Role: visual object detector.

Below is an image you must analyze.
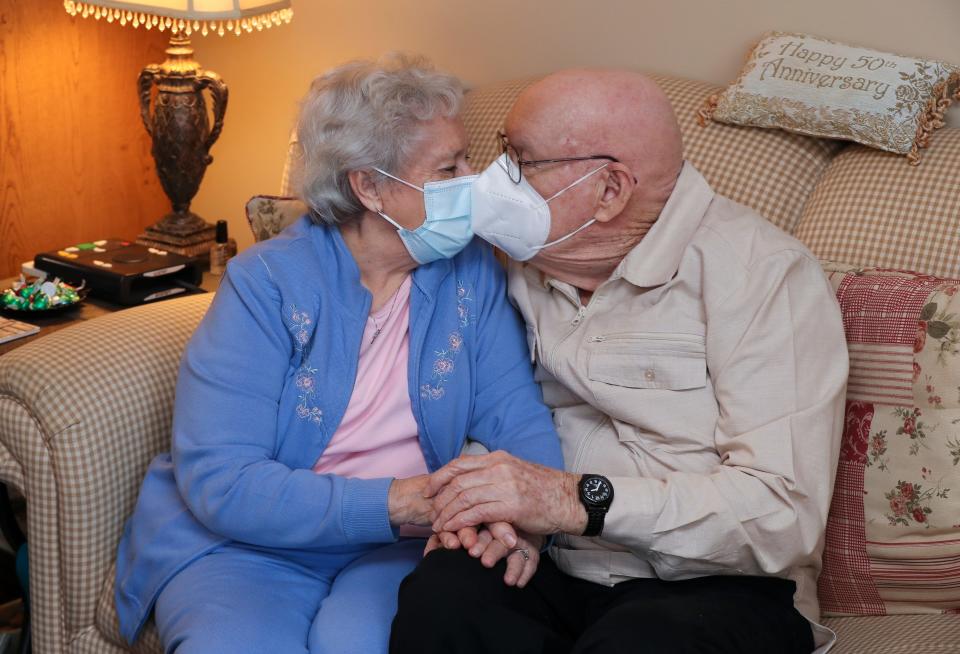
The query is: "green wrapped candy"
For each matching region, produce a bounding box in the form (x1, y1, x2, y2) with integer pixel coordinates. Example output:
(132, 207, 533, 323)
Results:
(2, 277, 83, 311)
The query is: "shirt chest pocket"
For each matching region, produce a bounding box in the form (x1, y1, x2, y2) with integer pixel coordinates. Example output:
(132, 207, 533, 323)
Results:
(587, 333, 706, 391)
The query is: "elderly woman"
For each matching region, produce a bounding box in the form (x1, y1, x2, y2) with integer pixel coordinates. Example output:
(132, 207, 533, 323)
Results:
(113, 56, 562, 654)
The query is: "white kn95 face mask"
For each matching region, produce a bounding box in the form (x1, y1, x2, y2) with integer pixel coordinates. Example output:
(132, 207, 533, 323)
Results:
(470, 153, 608, 261)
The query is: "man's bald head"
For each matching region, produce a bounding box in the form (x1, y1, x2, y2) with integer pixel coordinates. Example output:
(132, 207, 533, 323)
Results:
(505, 69, 683, 194)
(499, 69, 684, 289)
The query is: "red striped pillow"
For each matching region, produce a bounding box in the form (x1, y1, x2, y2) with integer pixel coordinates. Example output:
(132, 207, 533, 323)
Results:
(819, 262, 960, 616)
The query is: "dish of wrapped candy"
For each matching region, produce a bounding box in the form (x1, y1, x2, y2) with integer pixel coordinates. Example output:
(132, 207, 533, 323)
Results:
(1, 276, 87, 314)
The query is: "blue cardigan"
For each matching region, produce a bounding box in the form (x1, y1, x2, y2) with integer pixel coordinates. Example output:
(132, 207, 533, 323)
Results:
(114, 217, 563, 643)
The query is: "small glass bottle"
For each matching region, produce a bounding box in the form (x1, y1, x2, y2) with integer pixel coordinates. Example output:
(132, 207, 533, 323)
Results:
(209, 220, 236, 275)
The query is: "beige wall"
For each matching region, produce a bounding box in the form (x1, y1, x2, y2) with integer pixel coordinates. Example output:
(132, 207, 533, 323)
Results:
(187, 0, 960, 251)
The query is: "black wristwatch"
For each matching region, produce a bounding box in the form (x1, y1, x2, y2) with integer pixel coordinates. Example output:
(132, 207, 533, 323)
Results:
(578, 474, 614, 537)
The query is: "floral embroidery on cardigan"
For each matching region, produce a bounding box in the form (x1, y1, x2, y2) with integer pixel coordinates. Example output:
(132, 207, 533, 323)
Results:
(295, 366, 324, 425)
(421, 282, 473, 401)
(287, 305, 323, 425)
(289, 306, 312, 350)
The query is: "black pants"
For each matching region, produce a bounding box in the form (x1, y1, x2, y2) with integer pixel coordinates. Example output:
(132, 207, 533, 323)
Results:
(390, 549, 815, 654)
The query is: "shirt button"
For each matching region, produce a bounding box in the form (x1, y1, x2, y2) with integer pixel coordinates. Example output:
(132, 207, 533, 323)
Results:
(644, 369, 656, 381)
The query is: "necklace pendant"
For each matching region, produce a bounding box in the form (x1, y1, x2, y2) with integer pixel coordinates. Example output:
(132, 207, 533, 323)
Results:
(370, 327, 383, 345)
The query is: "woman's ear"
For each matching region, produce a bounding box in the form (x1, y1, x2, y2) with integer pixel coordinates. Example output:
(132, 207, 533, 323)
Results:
(348, 169, 382, 213)
(593, 164, 635, 224)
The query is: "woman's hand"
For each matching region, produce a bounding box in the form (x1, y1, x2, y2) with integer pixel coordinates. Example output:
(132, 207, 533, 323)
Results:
(424, 523, 543, 588)
(480, 529, 543, 588)
(388, 475, 435, 527)
(423, 521, 518, 555)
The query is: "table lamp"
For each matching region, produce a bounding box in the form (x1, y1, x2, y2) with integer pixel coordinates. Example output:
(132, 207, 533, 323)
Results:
(63, 0, 293, 258)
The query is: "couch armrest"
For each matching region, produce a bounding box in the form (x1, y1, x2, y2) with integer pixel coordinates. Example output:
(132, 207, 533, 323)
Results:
(0, 293, 212, 653)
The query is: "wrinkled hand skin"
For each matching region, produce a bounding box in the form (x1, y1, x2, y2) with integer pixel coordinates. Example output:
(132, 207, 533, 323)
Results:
(426, 451, 588, 537)
(387, 475, 435, 526)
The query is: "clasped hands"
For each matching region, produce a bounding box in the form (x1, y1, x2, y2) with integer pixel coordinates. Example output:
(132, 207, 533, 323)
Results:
(388, 451, 587, 589)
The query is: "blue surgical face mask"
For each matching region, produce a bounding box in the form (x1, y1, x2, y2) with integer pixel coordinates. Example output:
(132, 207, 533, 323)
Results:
(373, 168, 478, 264)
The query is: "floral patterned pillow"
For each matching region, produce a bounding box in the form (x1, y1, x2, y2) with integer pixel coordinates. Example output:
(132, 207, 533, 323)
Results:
(698, 32, 960, 164)
(818, 262, 960, 616)
(245, 195, 309, 242)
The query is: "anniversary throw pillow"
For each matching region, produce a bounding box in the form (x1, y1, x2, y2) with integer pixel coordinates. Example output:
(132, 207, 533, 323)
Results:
(698, 32, 959, 164)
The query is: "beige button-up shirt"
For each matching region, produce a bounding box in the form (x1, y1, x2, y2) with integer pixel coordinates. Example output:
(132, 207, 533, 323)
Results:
(508, 163, 847, 648)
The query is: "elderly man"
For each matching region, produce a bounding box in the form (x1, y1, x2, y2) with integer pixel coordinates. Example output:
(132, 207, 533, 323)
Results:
(389, 69, 848, 654)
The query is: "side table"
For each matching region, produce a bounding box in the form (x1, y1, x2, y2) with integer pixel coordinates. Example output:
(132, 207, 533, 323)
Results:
(0, 272, 219, 357)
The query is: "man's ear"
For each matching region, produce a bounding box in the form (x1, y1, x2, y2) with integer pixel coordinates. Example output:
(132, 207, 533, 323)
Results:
(592, 164, 635, 224)
(348, 169, 383, 213)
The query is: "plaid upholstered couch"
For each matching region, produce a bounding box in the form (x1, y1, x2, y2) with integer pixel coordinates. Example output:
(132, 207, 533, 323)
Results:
(2, 73, 960, 653)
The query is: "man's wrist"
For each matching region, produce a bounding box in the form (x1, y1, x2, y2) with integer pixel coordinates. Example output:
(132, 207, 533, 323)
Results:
(560, 472, 588, 535)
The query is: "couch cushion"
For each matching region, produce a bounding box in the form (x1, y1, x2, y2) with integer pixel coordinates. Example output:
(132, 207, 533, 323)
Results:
(657, 74, 844, 234)
(460, 77, 542, 170)
(818, 262, 960, 616)
(96, 560, 162, 654)
(795, 129, 960, 279)
(460, 74, 843, 234)
(822, 613, 960, 653)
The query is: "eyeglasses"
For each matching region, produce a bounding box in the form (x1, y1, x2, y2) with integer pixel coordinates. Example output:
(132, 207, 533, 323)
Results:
(497, 130, 620, 184)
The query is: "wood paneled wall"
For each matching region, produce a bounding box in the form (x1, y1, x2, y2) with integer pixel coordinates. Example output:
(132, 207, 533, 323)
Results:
(0, 0, 171, 277)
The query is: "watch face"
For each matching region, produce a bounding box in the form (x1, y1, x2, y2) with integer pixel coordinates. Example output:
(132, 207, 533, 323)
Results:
(582, 476, 611, 504)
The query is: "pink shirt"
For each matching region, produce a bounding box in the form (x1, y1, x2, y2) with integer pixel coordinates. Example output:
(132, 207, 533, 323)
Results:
(313, 276, 428, 483)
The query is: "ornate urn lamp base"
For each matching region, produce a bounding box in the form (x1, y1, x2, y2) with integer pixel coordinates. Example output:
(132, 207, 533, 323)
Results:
(137, 213, 217, 259)
(135, 34, 225, 259)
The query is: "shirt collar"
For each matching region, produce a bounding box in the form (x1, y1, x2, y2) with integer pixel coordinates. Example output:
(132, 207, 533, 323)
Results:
(615, 161, 714, 289)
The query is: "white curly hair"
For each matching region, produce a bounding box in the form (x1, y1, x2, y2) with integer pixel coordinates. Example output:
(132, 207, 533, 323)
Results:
(296, 53, 464, 225)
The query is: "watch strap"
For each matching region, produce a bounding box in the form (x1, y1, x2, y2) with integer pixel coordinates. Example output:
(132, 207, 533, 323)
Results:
(583, 506, 606, 537)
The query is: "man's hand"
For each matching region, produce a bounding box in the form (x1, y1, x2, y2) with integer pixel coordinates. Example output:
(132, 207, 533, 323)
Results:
(426, 451, 587, 536)
(424, 524, 543, 588)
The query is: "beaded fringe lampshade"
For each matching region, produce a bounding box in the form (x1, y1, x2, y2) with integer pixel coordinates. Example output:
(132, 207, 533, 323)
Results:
(63, 0, 293, 258)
